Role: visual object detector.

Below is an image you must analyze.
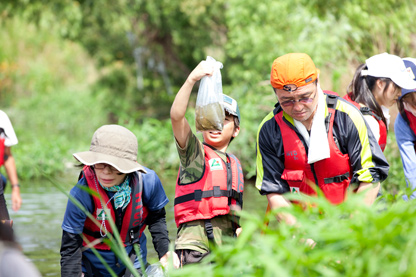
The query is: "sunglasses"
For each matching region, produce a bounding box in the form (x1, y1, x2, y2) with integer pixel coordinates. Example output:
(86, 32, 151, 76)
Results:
(280, 91, 316, 107)
(93, 163, 124, 175)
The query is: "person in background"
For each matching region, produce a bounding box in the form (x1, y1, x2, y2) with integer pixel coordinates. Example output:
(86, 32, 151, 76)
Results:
(344, 53, 416, 152)
(0, 110, 22, 222)
(60, 124, 179, 276)
(256, 53, 389, 232)
(394, 58, 416, 201)
(0, 222, 41, 277)
(170, 60, 244, 266)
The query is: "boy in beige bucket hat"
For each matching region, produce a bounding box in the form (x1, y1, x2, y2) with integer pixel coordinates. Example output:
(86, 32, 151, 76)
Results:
(60, 125, 179, 276)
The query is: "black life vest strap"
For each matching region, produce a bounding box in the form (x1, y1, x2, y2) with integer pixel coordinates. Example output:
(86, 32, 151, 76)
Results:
(82, 222, 142, 242)
(324, 112, 332, 134)
(324, 94, 342, 151)
(325, 94, 338, 133)
(360, 106, 381, 120)
(326, 94, 338, 110)
(204, 219, 215, 242)
(324, 172, 350, 184)
(174, 187, 242, 205)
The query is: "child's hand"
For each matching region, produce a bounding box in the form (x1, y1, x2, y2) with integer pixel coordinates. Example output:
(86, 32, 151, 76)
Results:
(188, 61, 215, 84)
(160, 251, 180, 269)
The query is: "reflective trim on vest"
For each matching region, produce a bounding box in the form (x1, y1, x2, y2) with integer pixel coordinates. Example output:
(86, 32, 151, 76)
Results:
(343, 93, 387, 152)
(276, 95, 352, 204)
(174, 145, 244, 227)
(81, 166, 147, 250)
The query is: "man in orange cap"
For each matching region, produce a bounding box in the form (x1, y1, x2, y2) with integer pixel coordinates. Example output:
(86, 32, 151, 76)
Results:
(256, 53, 389, 226)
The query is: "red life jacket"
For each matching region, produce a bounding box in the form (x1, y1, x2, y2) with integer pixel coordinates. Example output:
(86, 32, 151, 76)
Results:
(404, 110, 416, 135)
(404, 110, 416, 151)
(323, 90, 339, 96)
(343, 93, 387, 151)
(275, 94, 351, 205)
(174, 144, 244, 227)
(81, 166, 147, 250)
(0, 136, 4, 167)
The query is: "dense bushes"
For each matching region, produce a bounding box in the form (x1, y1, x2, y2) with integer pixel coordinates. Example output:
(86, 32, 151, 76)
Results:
(169, 192, 416, 276)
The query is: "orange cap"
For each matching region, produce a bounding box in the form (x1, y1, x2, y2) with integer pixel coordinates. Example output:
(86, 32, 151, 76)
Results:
(270, 53, 319, 90)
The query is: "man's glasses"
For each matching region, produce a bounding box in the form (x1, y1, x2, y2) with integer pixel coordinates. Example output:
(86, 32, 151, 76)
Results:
(280, 91, 317, 107)
(93, 163, 123, 174)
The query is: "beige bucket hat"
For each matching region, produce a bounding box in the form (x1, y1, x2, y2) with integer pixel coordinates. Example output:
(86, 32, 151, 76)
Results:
(73, 125, 146, 174)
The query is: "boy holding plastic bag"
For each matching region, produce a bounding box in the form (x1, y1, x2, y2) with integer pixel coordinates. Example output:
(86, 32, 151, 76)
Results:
(170, 57, 244, 266)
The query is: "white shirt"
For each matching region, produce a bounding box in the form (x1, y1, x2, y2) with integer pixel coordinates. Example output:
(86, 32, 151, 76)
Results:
(363, 114, 380, 142)
(0, 110, 18, 147)
(362, 105, 390, 143)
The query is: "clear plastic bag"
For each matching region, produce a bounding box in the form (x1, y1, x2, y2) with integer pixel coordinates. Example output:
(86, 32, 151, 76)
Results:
(195, 56, 225, 131)
(145, 263, 165, 277)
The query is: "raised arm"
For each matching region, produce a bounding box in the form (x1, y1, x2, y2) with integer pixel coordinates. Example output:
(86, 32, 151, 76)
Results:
(170, 61, 214, 147)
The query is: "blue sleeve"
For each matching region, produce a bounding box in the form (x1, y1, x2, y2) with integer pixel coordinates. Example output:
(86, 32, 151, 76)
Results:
(61, 178, 94, 234)
(394, 114, 416, 200)
(141, 168, 169, 211)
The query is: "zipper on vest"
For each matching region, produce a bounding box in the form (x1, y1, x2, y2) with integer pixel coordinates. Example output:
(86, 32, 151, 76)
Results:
(289, 121, 320, 186)
(226, 162, 232, 205)
(309, 163, 319, 186)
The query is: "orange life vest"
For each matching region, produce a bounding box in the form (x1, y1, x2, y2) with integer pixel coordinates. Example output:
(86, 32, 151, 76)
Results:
(275, 94, 351, 204)
(343, 93, 387, 151)
(81, 166, 147, 250)
(174, 144, 244, 227)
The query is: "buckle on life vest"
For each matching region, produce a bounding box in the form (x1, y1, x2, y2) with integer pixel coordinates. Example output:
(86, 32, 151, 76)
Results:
(204, 220, 215, 241)
(194, 190, 202, 202)
(129, 229, 134, 243)
(213, 186, 221, 197)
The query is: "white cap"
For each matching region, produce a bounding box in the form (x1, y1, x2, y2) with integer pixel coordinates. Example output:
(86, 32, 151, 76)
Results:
(362, 53, 416, 90)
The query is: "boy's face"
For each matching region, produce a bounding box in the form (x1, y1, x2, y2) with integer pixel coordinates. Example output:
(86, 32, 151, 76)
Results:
(202, 114, 240, 152)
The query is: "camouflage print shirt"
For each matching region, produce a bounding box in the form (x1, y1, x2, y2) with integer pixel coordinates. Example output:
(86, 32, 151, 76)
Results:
(174, 130, 234, 254)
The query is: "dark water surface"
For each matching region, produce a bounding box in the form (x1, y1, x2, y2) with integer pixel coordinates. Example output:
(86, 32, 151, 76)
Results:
(6, 173, 266, 276)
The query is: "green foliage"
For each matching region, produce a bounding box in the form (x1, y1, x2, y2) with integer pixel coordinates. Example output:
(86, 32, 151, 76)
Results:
(2, 2, 416, 276)
(2, 0, 416, 188)
(382, 132, 406, 197)
(122, 117, 179, 174)
(169, 193, 416, 276)
(0, 16, 105, 179)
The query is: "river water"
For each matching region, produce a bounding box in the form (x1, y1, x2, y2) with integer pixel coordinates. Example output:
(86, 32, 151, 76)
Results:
(6, 173, 266, 276)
